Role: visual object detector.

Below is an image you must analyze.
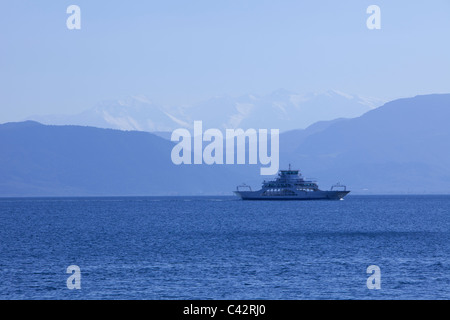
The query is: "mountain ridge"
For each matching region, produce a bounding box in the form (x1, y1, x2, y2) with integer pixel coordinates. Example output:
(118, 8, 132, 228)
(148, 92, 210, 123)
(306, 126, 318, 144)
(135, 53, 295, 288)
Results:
(3, 93, 450, 196)
(25, 89, 383, 133)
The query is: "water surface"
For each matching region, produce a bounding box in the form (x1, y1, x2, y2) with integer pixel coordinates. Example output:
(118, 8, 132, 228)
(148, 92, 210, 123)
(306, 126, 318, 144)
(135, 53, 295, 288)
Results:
(0, 195, 449, 299)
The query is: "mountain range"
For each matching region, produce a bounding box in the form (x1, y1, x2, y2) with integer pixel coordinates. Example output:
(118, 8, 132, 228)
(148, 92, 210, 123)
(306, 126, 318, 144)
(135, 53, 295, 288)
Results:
(3, 93, 450, 196)
(26, 90, 383, 133)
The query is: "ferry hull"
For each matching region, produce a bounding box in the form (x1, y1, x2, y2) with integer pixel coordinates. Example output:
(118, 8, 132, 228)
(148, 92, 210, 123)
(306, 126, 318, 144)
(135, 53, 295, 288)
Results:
(234, 190, 350, 200)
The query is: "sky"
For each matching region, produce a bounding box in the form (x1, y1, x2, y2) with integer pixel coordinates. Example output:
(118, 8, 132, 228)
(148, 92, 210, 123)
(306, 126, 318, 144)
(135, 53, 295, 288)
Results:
(1, 0, 450, 122)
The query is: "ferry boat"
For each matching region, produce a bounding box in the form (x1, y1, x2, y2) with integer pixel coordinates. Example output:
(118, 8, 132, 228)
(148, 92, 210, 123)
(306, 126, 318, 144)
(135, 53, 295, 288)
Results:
(233, 165, 350, 200)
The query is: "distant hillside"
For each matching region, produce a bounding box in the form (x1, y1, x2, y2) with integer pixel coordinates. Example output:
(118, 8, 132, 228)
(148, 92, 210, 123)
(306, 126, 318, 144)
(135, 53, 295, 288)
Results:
(0, 121, 246, 196)
(282, 94, 450, 193)
(2, 93, 450, 196)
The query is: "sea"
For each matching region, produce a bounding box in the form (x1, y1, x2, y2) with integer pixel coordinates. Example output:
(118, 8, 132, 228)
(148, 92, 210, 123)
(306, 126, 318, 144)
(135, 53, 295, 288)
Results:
(0, 195, 449, 300)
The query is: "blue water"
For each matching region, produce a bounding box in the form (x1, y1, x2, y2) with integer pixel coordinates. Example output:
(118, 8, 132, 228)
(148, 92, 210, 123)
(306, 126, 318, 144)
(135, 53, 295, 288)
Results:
(0, 195, 449, 300)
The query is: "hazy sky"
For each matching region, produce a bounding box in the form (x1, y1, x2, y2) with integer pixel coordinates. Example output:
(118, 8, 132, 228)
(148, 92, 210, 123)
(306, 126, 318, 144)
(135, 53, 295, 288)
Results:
(1, 0, 450, 122)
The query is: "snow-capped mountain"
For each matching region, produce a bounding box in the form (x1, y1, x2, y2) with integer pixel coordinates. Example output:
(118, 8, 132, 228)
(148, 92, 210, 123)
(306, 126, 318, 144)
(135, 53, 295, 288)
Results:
(184, 89, 383, 131)
(26, 95, 188, 132)
(26, 90, 384, 132)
